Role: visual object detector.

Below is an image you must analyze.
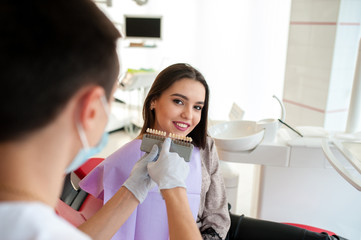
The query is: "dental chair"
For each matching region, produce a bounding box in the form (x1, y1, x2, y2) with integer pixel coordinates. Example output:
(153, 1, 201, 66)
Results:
(55, 158, 104, 226)
(56, 158, 346, 239)
(225, 206, 346, 240)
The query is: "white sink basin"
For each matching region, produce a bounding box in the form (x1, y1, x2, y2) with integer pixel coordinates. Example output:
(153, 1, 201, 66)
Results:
(209, 120, 265, 151)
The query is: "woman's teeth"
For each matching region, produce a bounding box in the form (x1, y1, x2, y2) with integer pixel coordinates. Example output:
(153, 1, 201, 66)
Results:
(176, 123, 188, 128)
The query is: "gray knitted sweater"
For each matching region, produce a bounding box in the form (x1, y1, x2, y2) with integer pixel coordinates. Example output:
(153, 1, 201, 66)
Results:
(197, 136, 231, 239)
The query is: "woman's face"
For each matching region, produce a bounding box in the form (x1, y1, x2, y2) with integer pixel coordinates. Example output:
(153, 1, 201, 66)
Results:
(151, 78, 205, 137)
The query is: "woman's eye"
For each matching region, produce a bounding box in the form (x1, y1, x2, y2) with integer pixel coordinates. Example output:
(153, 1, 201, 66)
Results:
(173, 99, 183, 105)
(194, 105, 203, 111)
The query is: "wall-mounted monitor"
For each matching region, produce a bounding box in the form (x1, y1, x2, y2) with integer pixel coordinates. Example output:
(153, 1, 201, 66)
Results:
(124, 15, 162, 40)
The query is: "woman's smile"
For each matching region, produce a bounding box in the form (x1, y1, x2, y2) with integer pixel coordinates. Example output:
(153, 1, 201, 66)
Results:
(173, 121, 190, 131)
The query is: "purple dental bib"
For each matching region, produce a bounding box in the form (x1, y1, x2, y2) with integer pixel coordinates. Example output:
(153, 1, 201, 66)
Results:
(80, 139, 202, 240)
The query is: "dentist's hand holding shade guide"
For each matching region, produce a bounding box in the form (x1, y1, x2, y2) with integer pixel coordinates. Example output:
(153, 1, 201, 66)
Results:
(147, 137, 190, 190)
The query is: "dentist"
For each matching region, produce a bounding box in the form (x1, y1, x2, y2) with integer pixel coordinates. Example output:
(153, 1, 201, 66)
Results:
(0, 0, 201, 240)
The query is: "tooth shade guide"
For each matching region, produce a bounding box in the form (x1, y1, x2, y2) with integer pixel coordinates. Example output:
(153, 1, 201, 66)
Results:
(140, 128, 194, 162)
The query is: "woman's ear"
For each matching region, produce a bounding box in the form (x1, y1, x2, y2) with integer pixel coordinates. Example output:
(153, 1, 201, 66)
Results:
(150, 98, 157, 110)
(150, 102, 155, 110)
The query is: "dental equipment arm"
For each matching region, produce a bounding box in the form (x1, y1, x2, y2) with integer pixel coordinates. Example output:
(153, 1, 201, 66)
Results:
(321, 138, 361, 191)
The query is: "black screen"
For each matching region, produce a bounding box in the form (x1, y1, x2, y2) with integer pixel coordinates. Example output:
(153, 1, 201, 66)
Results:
(125, 17, 161, 38)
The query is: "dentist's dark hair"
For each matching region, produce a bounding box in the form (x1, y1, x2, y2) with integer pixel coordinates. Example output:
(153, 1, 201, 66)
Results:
(0, 0, 121, 142)
(140, 63, 209, 149)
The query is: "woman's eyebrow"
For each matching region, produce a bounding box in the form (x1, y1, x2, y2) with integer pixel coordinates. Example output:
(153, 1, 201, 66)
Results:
(171, 93, 204, 105)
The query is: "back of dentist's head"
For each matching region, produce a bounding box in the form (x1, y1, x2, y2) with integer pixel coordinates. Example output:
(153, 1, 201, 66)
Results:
(0, 0, 121, 142)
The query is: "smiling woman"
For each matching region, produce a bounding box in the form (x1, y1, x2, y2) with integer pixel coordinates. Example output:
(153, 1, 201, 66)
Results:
(79, 63, 231, 240)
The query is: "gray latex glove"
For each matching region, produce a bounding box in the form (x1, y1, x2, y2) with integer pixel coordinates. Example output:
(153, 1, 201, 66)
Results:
(147, 138, 190, 189)
(123, 144, 158, 203)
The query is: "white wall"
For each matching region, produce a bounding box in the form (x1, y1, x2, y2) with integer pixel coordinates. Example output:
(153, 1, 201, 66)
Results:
(194, 0, 291, 122)
(283, 0, 361, 132)
(97, 0, 291, 122)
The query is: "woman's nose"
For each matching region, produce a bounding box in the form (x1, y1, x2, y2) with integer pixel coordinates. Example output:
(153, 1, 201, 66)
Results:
(181, 106, 192, 119)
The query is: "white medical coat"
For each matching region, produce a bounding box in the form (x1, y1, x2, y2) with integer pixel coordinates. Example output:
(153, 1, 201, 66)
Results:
(0, 202, 91, 240)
